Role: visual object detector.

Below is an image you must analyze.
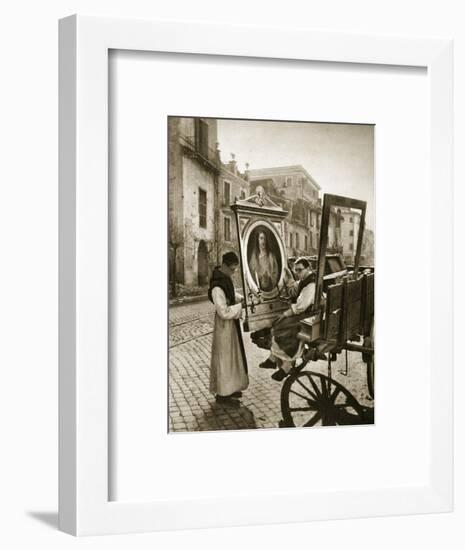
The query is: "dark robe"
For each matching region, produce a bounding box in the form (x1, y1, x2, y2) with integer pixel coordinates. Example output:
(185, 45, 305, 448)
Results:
(208, 267, 248, 373)
(273, 274, 315, 358)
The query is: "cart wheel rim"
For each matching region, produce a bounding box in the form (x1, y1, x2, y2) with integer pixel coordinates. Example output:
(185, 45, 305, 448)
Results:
(281, 371, 367, 428)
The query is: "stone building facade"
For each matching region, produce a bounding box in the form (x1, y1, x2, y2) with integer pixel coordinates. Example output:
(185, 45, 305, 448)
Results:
(329, 207, 374, 266)
(328, 208, 344, 253)
(339, 207, 361, 264)
(246, 165, 322, 258)
(168, 117, 221, 292)
(168, 117, 251, 294)
(217, 155, 250, 287)
(217, 156, 249, 257)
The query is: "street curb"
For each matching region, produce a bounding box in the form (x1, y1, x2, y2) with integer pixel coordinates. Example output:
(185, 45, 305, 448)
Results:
(169, 294, 209, 307)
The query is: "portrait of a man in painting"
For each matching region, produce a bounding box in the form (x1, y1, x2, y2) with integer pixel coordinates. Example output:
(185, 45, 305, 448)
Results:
(246, 225, 282, 294)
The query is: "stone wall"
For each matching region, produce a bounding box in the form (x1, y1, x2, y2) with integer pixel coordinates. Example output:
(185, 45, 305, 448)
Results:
(168, 118, 185, 284)
(182, 156, 217, 286)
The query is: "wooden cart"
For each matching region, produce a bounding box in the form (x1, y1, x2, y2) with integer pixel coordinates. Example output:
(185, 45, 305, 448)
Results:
(233, 190, 374, 428)
(279, 193, 374, 427)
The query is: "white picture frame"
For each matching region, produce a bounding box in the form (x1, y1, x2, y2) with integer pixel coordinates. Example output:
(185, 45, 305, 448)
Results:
(59, 14, 453, 536)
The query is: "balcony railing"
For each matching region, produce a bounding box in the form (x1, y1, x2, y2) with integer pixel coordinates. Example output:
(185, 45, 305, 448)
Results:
(179, 134, 220, 172)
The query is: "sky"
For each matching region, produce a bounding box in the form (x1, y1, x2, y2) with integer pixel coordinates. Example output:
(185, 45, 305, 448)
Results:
(217, 119, 375, 230)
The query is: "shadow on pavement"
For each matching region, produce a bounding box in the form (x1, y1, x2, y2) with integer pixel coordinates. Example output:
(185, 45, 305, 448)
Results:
(201, 403, 257, 431)
(334, 406, 374, 426)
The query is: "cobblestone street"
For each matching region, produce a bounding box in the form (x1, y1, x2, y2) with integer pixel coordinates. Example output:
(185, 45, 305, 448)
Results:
(169, 299, 374, 432)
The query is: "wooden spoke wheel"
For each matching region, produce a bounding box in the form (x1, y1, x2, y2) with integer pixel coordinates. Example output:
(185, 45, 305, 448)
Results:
(280, 371, 366, 428)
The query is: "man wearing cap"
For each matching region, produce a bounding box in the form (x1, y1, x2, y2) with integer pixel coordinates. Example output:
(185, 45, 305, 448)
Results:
(208, 252, 249, 407)
(259, 257, 316, 381)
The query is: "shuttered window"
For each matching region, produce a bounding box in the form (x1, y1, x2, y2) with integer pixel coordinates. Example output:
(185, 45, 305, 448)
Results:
(224, 181, 230, 206)
(199, 188, 207, 228)
(224, 217, 231, 241)
(195, 118, 209, 158)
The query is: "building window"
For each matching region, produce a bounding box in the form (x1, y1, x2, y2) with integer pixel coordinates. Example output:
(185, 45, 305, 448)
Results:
(224, 216, 231, 241)
(350, 229, 354, 236)
(350, 217, 353, 223)
(296, 233, 300, 249)
(285, 176, 292, 187)
(224, 181, 230, 206)
(240, 190, 246, 200)
(310, 212, 314, 227)
(198, 188, 207, 228)
(290, 233, 293, 248)
(305, 235, 308, 251)
(349, 243, 354, 251)
(195, 118, 209, 158)
(317, 215, 320, 229)
(310, 232, 313, 249)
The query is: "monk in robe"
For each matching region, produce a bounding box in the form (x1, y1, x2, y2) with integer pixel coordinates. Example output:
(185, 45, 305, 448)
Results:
(259, 257, 316, 381)
(208, 252, 249, 407)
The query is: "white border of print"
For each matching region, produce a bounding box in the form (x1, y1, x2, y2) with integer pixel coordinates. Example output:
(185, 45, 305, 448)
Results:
(59, 15, 453, 536)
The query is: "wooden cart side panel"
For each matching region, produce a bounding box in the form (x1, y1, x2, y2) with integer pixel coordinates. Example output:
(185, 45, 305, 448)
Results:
(361, 272, 375, 336)
(343, 277, 363, 341)
(324, 282, 343, 341)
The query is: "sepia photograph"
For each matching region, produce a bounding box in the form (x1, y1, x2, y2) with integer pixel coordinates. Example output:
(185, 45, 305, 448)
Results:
(168, 117, 375, 432)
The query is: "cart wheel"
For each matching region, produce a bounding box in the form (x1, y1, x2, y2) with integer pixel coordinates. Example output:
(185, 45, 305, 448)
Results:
(280, 371, 367, 428)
